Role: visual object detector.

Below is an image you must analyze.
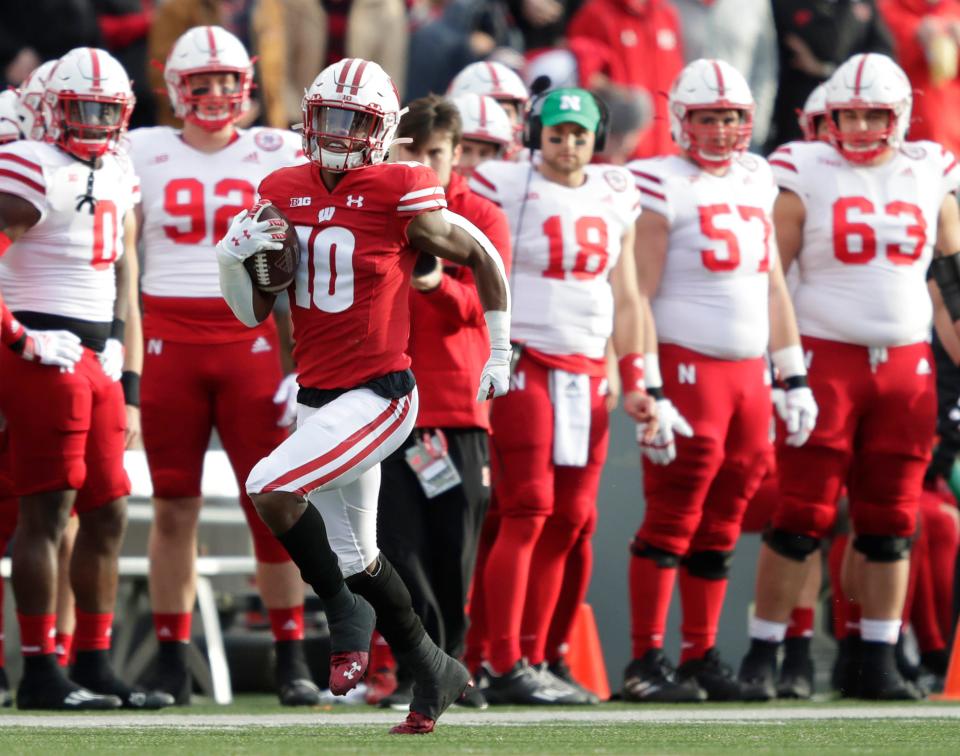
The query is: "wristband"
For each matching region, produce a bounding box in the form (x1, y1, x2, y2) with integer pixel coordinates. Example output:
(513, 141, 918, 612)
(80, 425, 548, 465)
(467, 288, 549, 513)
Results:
(618, 353, 645, 393)
(644, 351, 662, 389)
(110, 318, 126, 343)
(784, 375, 809, 390)
(648, 386, 664, 400)
(771, 345, 806, 380)
(121, 370, 140, 407)
(484, 310, 510, 353)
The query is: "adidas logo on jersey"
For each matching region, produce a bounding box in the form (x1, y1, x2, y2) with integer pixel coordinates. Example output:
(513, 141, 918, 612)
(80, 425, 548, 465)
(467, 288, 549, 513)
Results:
(917, 358, 932, 375)
(243, 151, 260, 163)
(901, 166, 915, 178)
(151, 154, 169, 164)
(317, 206, 336, 223)
(251, 336, 272, 354)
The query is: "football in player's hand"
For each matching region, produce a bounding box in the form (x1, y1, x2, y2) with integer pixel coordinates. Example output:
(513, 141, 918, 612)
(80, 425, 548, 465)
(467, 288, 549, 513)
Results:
(242, 203, 300, 293)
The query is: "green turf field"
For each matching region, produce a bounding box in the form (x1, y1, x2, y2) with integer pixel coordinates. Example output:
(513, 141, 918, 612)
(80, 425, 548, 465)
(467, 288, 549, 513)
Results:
(3, 697, 960, 754)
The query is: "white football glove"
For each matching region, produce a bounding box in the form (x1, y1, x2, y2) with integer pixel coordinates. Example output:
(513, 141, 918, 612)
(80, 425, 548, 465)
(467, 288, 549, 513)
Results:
(98, 338, 124, 382)
(22, 328, 83, 372)
(637, 397, 693, 465)
(216, 207, 285, 264)
(477, 347, 512, 401)
(778, 385, 818, 447)
(273, 373, 299, 428)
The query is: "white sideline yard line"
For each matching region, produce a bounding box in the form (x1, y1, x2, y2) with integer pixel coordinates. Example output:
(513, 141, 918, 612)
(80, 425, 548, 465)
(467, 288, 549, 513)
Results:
(2, 706, 960, 729)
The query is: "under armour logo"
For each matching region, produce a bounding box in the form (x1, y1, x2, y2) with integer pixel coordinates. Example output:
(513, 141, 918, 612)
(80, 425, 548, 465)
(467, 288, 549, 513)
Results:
(231, 237, 240, 246)
(346, 195, 364, 208)
(343, 661, 362, 680)
(243, 230, 251, 239)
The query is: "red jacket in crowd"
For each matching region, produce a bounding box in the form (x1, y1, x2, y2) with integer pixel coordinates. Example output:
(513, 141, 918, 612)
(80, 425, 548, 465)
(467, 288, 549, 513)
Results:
(880, 0, 960, 155)
(406, 170, 512, 431)
(567, 0, 685, 159)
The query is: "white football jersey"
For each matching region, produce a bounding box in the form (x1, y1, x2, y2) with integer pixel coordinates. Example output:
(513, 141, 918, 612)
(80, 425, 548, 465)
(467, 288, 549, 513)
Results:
(769, 140, 960, 347)
(0, 140, 139, 322)
(128, 126, 302, 299)
(630, 154, 779, 360)
(470, 161, 639, 360)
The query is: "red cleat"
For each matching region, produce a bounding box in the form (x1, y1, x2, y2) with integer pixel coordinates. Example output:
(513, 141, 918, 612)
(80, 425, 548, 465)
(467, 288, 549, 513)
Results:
(389, 711, 436, 735)
(329, 651, 369, 696)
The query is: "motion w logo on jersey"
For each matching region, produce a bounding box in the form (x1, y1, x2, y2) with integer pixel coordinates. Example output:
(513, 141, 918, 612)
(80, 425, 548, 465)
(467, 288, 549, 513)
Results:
(317, 206, 336, 223)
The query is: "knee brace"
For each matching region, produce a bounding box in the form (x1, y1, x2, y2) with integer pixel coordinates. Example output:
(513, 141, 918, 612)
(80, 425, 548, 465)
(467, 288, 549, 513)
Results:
(681, 549, 735, 580)
(853, 533, 913, 563)
(630, 539, 681, 568)
(762, 527, 821, 563)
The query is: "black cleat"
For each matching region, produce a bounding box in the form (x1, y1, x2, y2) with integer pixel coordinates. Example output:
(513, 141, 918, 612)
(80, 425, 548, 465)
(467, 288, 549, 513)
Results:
(485, 660, 584, 705)
(145, 641, 192, 706)
(275, 640, 321, 706)
(72, 650, 174, 709)
(548, 659, 601, 704)
(831, 637, 862, 698)
(17, 655, 121, 710)
(391, 637, 471, 734)
(0, 667, 12, 708)
(677, 648, 742, 701)
(738, 640, 778, 702)
(622, 649, 707, 703)
(859, 641, 925, 701)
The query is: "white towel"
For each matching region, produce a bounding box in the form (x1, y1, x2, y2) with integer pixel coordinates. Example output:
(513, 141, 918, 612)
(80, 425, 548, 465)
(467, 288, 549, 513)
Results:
(550, 369, 591, 467)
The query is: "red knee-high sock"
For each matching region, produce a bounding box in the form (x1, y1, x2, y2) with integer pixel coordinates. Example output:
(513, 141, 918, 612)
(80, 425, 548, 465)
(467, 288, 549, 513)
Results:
(18, 613, 56, 656)
(786, 607, 815, 639)
(545, 524, 594, 664)
(153, 612, 192, 643)
(629, 553, 677, 659)
(922, 500, 960, 640)
(464, 512, 499, 674)
(484, 514, 547, 674)
(678, 571, 728, 663)
(268, 605, 304, 642)
(74, 610, 113, 652)
(520, 516, 584, 665)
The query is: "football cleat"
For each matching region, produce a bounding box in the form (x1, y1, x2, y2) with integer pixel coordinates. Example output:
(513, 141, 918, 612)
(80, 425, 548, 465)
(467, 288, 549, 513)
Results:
(548, 658, 601, 704)
(737, 642, 778, 702)
(676, 648, 742, 701)
(622, 649, 707, 703)
(389, 710, 436, 735)
(327, 594, 376, 696)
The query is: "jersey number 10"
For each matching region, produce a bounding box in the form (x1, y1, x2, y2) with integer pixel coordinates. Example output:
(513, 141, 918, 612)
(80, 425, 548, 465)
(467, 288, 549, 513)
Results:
(293, 226, 356, 313)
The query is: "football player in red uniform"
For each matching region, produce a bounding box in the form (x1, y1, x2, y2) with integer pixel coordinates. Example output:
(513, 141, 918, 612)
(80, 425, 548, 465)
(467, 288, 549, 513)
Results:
(217, 58, 511, 734)
(0, 48, 170, 709)
(129, 25, 317, 707)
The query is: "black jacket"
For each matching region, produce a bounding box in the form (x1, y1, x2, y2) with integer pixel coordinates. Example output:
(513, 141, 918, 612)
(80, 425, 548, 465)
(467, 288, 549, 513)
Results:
(767, 0, 893, 151)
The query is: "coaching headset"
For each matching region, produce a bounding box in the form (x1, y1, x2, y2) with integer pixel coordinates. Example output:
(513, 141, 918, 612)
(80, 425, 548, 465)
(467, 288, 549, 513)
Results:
(522, 86, 610, 153)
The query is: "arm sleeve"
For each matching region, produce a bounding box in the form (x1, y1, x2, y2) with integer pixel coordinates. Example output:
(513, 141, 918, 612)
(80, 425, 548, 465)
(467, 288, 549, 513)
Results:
(0, 144, 46, 214)
(627, 160, 673, 224)
(767, 144, 804, 195)
(395, 163, 447, 218)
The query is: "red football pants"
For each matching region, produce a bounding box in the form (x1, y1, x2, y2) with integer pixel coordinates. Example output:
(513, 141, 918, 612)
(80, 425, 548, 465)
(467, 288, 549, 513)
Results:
(141, 335, 289, 562)
(0, 348, 129, 510)
(773, 338, 936, 540)
(638, 345, 771, 556)
(482, 353, 609, 673)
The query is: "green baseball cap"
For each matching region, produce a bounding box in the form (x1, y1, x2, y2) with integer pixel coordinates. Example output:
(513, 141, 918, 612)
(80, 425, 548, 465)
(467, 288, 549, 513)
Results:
(539, 88, 602, 132)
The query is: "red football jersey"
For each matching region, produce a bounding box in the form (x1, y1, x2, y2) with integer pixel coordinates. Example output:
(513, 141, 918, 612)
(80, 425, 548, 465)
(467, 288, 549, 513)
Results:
(257, 161, 446, 390)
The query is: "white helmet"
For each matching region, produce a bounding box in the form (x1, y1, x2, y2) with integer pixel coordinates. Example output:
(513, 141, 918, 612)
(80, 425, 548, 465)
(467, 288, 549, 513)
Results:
(824, 53, 912, 163)
(448, 61, 528, 108)
(668, 58, 754, 168)
(799, 83, 827, 142)
(164, 25, 253, 130)
(301, 58, 402, 172)
(44, 47, 134, 161)
(452, 94, 512, 149)
(17, 59, 58, 141)
(0, 90, 21, 144)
